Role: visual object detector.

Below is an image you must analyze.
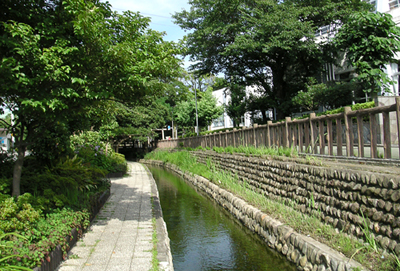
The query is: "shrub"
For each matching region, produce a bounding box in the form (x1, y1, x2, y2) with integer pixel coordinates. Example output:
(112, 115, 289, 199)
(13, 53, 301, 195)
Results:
(20, 157, 108, 212)
(72, 143, 127, 174)
(0, 207, 90, 268)
(0, 197, 41, 234)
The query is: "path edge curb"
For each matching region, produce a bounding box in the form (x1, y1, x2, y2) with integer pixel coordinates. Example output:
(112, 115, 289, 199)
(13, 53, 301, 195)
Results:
(142, 163, 174, 271)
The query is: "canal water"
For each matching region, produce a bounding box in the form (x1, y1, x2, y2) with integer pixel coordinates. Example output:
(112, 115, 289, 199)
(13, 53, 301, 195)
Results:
(148, 166, 296, 271)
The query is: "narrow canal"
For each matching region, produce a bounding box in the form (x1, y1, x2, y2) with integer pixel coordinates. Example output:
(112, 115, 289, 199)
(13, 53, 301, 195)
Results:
(148, 166, 296, 271)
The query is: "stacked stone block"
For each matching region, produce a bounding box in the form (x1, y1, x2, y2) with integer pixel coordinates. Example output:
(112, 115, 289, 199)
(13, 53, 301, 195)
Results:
(192, 151, 400, 256)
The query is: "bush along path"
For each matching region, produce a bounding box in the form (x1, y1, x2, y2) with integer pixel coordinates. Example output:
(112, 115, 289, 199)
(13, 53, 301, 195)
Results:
(56, 162, 158, 271)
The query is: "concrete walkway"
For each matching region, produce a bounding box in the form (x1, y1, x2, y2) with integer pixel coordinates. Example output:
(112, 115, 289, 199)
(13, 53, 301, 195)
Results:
(57, 162, 157, 271)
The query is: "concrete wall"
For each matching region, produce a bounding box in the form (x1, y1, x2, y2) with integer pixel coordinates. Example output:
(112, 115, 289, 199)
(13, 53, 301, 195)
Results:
(190, 151, 400, 256)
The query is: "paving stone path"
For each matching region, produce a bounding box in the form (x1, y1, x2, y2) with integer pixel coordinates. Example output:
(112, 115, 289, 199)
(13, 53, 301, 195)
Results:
(57, 162, 154, 271)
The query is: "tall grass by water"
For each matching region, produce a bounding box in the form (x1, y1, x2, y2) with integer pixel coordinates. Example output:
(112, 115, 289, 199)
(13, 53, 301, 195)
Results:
(144, 149, 400, 271)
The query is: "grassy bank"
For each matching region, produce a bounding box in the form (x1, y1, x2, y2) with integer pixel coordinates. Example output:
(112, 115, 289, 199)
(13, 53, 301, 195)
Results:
(144, 149, 399, 271)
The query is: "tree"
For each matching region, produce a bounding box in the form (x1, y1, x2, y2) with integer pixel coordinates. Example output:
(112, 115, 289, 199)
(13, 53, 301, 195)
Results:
(225, 83, 247, 127)
(174, 88, 223, 132)
(334, 11, 400, 96)
(111, 99, 170, 151)
(0, 0, 182, 196)
(292, 79, 356, 112)
(173, 0, 368, 119)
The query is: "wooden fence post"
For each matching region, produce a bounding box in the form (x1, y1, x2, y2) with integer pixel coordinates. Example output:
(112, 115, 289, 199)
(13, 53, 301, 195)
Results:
(267, 121, 271, 147)
(344, 106, 354, 156)
(356, 115, 364, 157)
(298, 123, 303, 153)
(285, 117, 291, 148)
(253, 124, 258, 147)
(370, 113, 377, 158)
(233, 128, 236, 147)
(213, 132, 216, 148)
(327, 119, 333, 155)
(309, 113, 316, 154)
(383, 111, 391, 159)
(319, 120, 325, 155)
(396, 97, 400, 158)
(336, 118, 343, 156)
(242, 126, 247, 147)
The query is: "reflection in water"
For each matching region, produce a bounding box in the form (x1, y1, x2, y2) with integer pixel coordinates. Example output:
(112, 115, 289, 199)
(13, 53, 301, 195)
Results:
(149, 166, 296, 271)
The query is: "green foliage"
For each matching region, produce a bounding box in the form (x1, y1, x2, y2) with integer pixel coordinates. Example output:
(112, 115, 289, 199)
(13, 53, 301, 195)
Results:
(189, 143, 298, 158)
(15, 156, 110, 212)
(335, 11, 400, 94)
(0, 197, 41, 233)
(0, 206, 90, 268)
(70, 132, 127, 174)
(0, 114, 11, 129)
(201, 127, 234, 135)
(1, 0, 182, 196)
(174, 0, 368, 118)
(226, 83, 247, 127)
(293, 80, 327, 111)
(0, 233, 32, 271)
(174, 88, 223, 128)
(29, 122, 73, 164)
(294, 101, 375, 120)
(360, 209, 378, 253)
(292, 79, 358, 111)
(111, 99, 171, 145)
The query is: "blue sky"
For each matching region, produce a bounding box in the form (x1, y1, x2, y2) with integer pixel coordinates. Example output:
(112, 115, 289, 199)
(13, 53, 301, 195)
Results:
(105, 0, 190, 42)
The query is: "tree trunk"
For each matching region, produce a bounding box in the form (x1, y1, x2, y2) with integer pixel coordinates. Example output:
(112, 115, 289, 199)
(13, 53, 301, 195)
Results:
(12, 145, 26, 197)
(115, 143, 119, 153)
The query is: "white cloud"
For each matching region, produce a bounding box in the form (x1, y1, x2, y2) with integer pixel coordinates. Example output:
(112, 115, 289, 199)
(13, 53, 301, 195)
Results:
(104, 0, 193, 69)
(105, 0, 190, 42)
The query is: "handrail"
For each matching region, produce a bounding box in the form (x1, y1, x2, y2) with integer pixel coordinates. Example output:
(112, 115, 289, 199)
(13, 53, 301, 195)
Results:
(157, 97, 400, 160)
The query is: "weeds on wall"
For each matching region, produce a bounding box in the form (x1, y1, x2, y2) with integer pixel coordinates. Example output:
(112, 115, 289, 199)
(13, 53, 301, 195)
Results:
(192, 145, 298, 158)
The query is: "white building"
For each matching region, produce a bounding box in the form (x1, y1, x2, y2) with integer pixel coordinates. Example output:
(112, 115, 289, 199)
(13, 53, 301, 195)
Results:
(209, 86, 272, 131)
(318, 0, 400, 96)
(0, 128, 12, 152)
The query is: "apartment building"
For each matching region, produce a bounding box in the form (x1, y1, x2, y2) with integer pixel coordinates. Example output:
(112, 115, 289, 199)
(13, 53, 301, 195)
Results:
(209, 87, 258, 131)
(318, 0, 400, 96)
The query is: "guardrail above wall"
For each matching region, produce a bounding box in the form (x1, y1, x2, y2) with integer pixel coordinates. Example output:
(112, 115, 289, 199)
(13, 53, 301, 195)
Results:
(157, 97, 400, 160)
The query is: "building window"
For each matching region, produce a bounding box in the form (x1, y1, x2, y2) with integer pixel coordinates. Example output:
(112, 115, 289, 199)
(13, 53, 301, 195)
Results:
(390, 0, 400, 9)
(240, 116, 245, 126)
(363, 0, 376, 11)
(212, 115, 224, 128)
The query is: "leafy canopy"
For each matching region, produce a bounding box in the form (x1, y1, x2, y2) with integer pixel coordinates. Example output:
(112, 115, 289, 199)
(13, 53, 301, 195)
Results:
(0, 0, 182, 196)
(335, 11, 400, 94)
(173, 0, 369, 118)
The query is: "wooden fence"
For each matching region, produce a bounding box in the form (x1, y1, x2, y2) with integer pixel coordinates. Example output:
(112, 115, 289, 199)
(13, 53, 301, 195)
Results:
(157, 97, 400, 159)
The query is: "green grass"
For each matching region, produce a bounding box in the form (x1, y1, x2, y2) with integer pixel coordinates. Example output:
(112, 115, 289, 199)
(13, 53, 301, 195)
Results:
(144, 150, 400, 271)
(206, 145, 298, 158)
(150, 217, 159, 271)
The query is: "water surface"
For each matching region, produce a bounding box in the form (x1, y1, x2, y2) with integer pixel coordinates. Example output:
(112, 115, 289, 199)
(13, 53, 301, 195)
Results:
(149, 166, 296, 271)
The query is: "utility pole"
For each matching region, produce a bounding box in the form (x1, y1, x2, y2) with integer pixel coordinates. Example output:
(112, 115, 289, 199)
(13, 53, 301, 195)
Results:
(171, 107, 174, 139)
(195, 79, 199, 136)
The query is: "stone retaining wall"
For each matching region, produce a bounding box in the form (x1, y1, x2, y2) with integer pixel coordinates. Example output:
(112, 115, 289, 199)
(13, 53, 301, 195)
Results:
(142, 159, 367, 271)
(191, 151, 400, 256)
